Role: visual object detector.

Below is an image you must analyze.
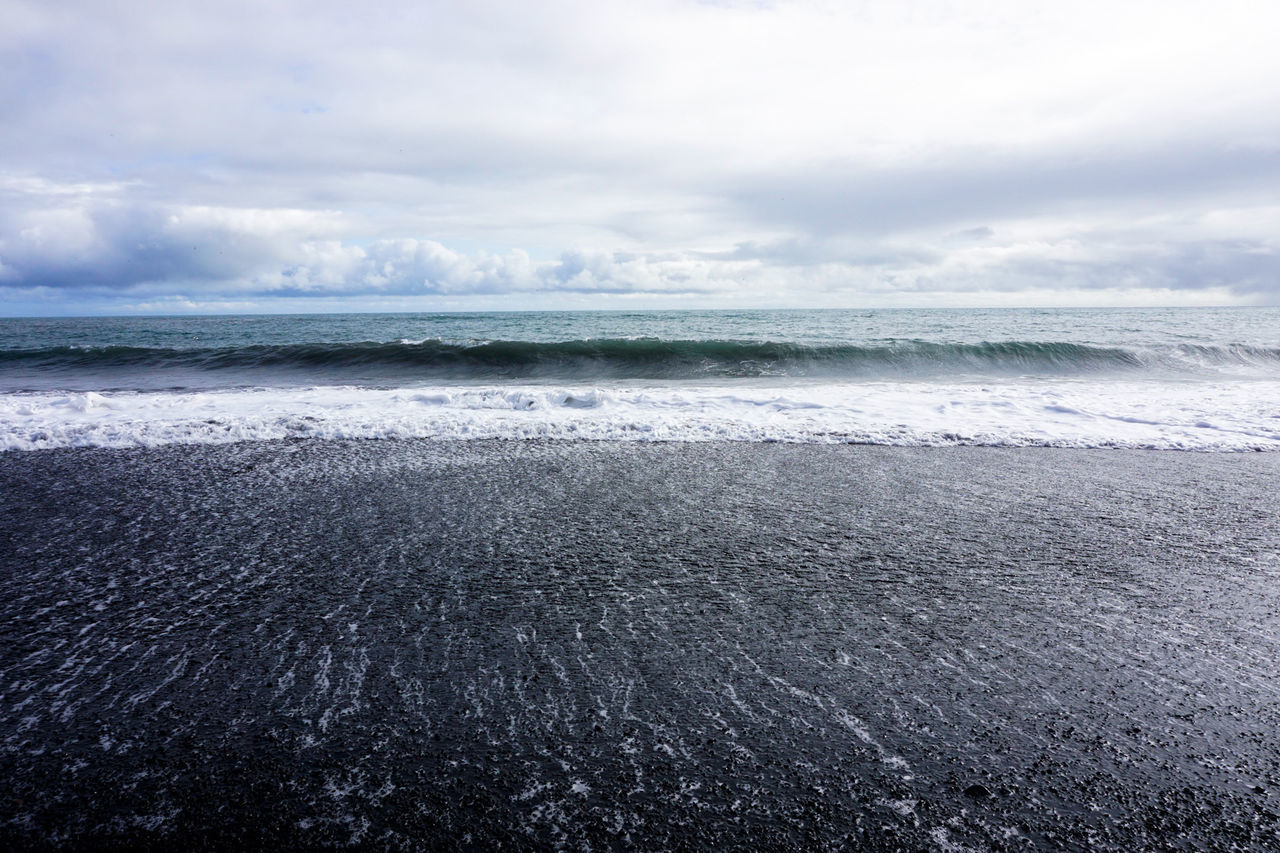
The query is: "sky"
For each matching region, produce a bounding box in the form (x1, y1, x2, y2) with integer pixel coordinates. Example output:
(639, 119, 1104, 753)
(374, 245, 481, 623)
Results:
(1, 0, 1278, 315)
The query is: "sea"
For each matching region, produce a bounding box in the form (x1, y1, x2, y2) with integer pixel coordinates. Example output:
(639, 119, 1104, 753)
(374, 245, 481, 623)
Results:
(2, 306, 1279, 451)
(4, 308, 1280, 849)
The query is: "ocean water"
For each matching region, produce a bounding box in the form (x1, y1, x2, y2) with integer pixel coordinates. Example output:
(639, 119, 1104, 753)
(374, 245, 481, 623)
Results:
(2, 307, 1279, 451)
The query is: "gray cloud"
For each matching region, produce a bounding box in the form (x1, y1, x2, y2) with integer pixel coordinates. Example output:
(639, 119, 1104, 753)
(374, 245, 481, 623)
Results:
(0, 206, 280, 291)
(0, 189, 739, 303)
(722, 144, 1280, 239)
(998, 239, 1280, 296)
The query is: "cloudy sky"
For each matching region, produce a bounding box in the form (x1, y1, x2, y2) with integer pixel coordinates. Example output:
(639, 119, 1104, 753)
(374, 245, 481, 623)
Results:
(2, 0, 1278, 314)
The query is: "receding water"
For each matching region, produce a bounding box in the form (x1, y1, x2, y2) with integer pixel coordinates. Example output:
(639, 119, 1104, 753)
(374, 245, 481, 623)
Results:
(2, 441, 1278, 849)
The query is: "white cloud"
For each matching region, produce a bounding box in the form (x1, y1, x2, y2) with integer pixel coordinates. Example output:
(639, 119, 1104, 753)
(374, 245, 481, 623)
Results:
(1, 174, 1277, 311)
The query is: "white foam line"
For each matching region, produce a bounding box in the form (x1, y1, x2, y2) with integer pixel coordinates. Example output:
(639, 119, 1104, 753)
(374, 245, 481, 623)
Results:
(2, 380, 1279, 451)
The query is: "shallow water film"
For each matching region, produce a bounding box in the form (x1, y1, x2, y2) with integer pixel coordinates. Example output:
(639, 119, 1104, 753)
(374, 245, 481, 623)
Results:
(2, 441, 1279, 850)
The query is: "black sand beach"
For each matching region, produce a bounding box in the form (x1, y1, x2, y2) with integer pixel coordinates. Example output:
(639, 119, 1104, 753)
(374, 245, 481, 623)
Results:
(1, 440, 1278, 850)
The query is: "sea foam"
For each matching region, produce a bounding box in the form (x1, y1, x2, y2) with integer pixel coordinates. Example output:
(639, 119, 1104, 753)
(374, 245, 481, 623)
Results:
(2, 380, 1278, 452)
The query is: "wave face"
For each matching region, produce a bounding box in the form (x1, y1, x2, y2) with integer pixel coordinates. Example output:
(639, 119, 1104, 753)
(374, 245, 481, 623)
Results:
(4, 338, 1280, 390)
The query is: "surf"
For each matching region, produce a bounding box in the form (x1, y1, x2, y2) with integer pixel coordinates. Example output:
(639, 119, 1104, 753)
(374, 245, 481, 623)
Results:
(5, 338, 1279, 389)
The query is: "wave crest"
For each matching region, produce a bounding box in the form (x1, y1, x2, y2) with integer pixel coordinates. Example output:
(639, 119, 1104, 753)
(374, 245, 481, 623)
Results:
(6, 338, 1279, 384)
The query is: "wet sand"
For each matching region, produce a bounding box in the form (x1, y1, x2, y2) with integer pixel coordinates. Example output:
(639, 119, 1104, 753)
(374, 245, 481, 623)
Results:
(1, 440, 1278, 850)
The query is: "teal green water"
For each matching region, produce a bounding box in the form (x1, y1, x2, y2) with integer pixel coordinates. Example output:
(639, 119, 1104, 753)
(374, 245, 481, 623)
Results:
(1, 308, 1278, 392)
(4, 307, 1278, 350)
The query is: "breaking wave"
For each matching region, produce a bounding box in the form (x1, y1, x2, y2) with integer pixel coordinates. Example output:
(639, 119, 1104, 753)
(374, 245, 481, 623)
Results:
(5, 338, 1280, 386)
(4, 381, 1279, 452)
